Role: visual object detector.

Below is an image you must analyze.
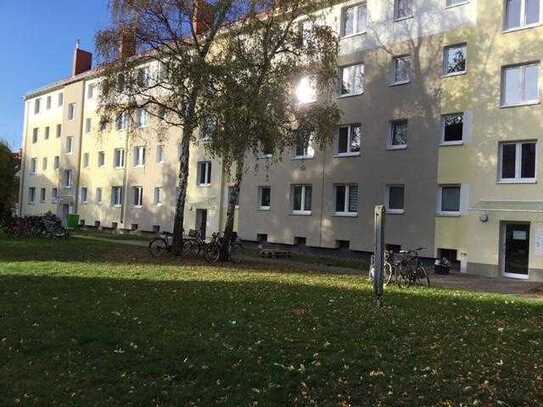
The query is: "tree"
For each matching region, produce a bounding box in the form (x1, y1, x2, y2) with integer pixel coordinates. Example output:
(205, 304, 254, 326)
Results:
(200, 2, 340, 260)
(96, 0, 244, 253)
(0, 141, 19, 225)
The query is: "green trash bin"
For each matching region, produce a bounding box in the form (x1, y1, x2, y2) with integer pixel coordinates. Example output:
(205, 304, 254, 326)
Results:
(67, 214, 80, 229)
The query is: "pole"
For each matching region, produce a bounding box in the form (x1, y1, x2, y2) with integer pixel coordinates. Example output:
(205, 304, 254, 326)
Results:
(374, 205, 385, 306)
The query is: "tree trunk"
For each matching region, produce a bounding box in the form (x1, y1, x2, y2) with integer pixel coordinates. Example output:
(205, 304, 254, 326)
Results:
(220, 157, 244, 261)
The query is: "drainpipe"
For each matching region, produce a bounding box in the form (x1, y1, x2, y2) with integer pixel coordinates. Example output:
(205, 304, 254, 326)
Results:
(18, 101, 29, 216)
(74, 81, 86, 214)
(318, 145, 327, 247)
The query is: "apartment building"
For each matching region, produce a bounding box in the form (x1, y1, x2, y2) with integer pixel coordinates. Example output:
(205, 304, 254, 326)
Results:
(19, 0, 543, 281)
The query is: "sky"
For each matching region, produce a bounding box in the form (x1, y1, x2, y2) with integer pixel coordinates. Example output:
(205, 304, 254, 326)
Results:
(0, 1, 111, 150)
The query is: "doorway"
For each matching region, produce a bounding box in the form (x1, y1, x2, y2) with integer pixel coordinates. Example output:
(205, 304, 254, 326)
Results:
(61, 204, 70, 227)
(501, 223, 530, 279)
(195, 209, 207, 240)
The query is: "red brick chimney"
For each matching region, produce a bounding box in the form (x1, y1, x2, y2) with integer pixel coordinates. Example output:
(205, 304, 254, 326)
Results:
(194, 0, 214, 35)
(72, 40, 93, 76)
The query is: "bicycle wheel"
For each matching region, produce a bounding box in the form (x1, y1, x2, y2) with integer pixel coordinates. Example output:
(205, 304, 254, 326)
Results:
(149, 238, 168, 257)
(416, 265, 430, 287)
(383, 262, 393, 286)
(183, 240, 199, 257)
(204, 243, 221, 263)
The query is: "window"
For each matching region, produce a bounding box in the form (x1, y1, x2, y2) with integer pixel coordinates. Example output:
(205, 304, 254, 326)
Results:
(499, 141, 536, 182)
(114, 148, 125, 168)
(58, 93, 63, 107)
(292, 185, 312, 214)
(42, 157, 48, 171)
(80, 187, 88, 204)
(505, 0, 541, 30)
(389, 120, 408, 149)
(386, 185, 405, 214)
(442, 113, 464, 144)
(54, 156, 59, 169)
(64, 170, 73, 188)
(28, 187, 36, 203)
(154, 187, 163, 205)
(335, 184, 358, 216)
(137, 67, 150, 88)
(138, 109, 149, 128)
(83, 153, 89, 168)
(85, 118, 92, 134)
(446, 0, 468, 6)
(56, 124, 62, 138)
(339, 64, 364, 96)
(116, 113, 128, 130)
(228, 186, 240, 207)
(52, 188, 58, 203)
(46, 96, 52, 110)
(87, 83, 96, 99)
(68, 103, 76, 120)
(298, 19, 312, 48)
(501, 63, 540, 106)
(342, 3, 367, 36)
(392, 56, 411, 84)
(443, 44, 467, 75)
(258, 186, 271, 210)
(30, 158, 37, 174)
(134, 146, 146, 167)
(112, 186, 123, 207)
(66, 136, 73, 154)
(98, 151, 105, 167)
(133, 186, 143, 207)
(295, 128, 315, 158)
(34, 99, 40, 114)
(337, 124, 361, 155)
(32, 128, 38, 143)
(439, 185, 461, 214)
(394, 0, 413, 20)
(40, 188, 46, 202)
(156, 145, 165, 163)
(198, 161, 212, 185)
(45, 126, 50, 140)
(295, 76, 317, 104)
(96, 188, 103, 204)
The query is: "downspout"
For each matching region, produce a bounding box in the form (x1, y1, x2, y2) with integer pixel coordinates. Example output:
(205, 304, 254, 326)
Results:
(318, 145, 327, 247)
(120, 126, 129, 225)
(74, 82, 86, 214)
(18, 100, 29, 216)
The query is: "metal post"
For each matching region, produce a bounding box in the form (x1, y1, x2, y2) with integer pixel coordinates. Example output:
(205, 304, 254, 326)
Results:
(374, 205, 385, 306)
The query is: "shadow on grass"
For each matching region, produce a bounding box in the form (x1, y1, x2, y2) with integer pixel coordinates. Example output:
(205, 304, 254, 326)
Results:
(1, 270, 542, 406)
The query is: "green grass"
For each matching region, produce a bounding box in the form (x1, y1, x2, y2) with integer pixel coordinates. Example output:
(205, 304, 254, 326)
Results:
(75, 228, 154, 241)
(0, 236, 542, 406)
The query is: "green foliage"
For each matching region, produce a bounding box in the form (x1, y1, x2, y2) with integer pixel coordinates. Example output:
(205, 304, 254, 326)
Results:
(0, 141, 19, 223)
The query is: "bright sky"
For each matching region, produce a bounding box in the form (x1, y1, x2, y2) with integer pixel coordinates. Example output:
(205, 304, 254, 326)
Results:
(0, 1, 111, 150)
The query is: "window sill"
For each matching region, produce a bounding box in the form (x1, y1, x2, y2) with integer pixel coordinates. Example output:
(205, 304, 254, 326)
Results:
(437, 212, 461, 217)
(497, 179, 537, 184)
(442, 71, 467, 79)
(134, 205, 143, 209)
(500, 100, 540, 109)
(334, 212, 358, 217)
(394, 15, 414, 22)
(440, 140, 464, 146)
(258, 207, 271, 211)
(292, 211, 312, 216)
(389, 80, 410, 87)
(113, 205, 122, 208)
(257, 155, 273, 160)
(198, 184, 212, 188)
(337, 92, 364, 99)
(386, 145, 408, 151)
(502, 23, 542, 34)
(334, 152, 360, 158)
(114, 167, 125, 170)
(445, 1, 469, 10)
(340, 31, 367, 40)
(155, 203, 163, 207)
(292, 156, 315, 160)
(386, 209, 405, 215)
(134, 165, 145, 168)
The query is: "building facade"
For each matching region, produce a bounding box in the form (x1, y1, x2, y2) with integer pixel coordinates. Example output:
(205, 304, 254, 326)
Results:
(19, 0, 543, 281)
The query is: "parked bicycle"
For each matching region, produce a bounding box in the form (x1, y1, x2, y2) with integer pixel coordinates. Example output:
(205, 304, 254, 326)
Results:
(204, 232, 243, 264)
(370, 248, 430, 288)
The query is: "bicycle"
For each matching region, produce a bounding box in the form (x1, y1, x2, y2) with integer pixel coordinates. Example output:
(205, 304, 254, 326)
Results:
(369, 250, 394, 286)
(204, 232, 243, 264)
(396, 248, 430, 287)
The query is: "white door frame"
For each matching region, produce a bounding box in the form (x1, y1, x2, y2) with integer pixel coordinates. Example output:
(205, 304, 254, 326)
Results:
(500, 221, 530, 280)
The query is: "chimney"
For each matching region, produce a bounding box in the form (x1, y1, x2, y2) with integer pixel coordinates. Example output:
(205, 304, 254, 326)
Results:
(72, 41, 93, 76)
(194, 0, 214, 35)
(119, 28, 137, 60)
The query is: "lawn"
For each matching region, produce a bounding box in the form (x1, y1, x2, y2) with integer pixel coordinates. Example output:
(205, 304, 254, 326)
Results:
(0, 236, 542, 406)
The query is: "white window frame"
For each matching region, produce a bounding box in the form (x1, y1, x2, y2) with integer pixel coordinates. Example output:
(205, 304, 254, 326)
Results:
(112, 186, 123, 207)
(498, 141, 537, 183)
(138, 109, 149, 128)
(44, 127, 50, 140)
(56, 124, 62, 138)
(40, 188, 46, 203)
(292, 184, 313, 215)
(114, 148, 125, 168)
(46, 96, 52, 110)
(154, 187, 163, 206)
(388, 120, 408, 150)
(30, 158, 37, 175)
(96, 187, 103, 204)
(87, 83, 96, 99)
(133, 186, 144, 207)
(156, 145, 165, 163)
(58, 93, 63, 107)
(34, 99, 40, 114)
(394, 0, 413, 20)
(66, 136, 73, 154)
(441, 113, 465, 145)
(28, 187, 36, 203)
(443, 43, 467, 77)
(338, 64, 365, 97)
(438, 184, 462, 216)
(385, 184, 405, 214)
(391, 55, 411, 85)
(294, 130, 315, 159)
(67, 103, 76, 121)
(501, 62, 540, 107)
(54, 156, 60, 170)
(80, 187, 88, 204)
(116, 113, 128, 130)
(341, 3, 367, 37)
(336, 124, 361, 156)
(32, 128, 38, 143)
(335, 184, 358, 217)
(134, 146, 146, 167)
(258, 186, 271, 210)
(98, 151, 105, 167)
(197, 161, 212, 186)
(51, 187, 58, 203)
(64, 169, 73, 189)
(504, 0, 542, 31)
(42, 157, 48, 171)
(85, 118, 92, 134)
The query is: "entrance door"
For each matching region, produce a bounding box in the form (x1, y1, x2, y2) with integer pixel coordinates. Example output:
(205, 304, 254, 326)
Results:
(503, 223, 530, 279)
(62, 204, 70, 227)
(195, 209, 207, 240)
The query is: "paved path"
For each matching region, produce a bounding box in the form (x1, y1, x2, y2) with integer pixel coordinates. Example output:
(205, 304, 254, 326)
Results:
(73, 234, 543, 298)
